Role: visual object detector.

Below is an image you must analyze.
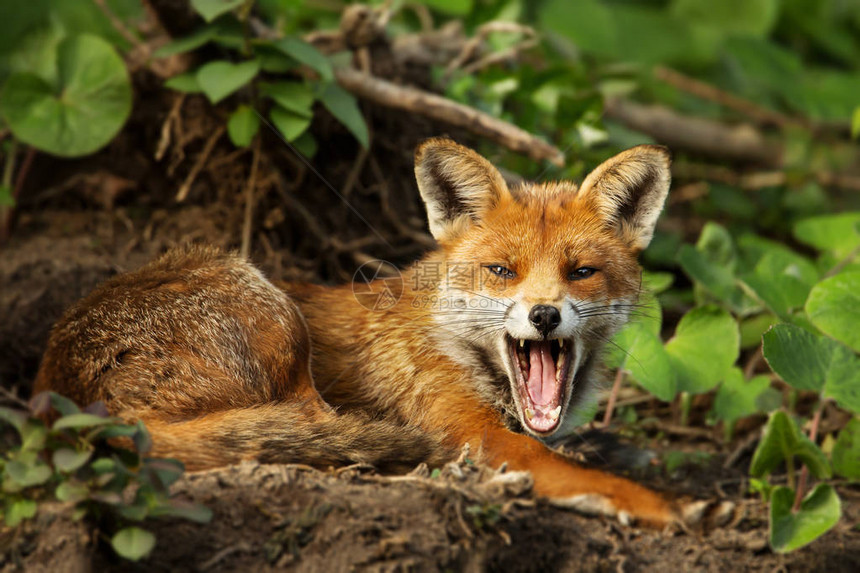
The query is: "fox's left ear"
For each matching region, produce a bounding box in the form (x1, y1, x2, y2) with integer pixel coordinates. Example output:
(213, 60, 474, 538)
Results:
(415, 138, 509, 242)
(578, 145, 672, 251)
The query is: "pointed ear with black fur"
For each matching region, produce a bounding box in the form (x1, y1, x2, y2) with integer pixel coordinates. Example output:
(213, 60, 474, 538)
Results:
(578, 145, 672, 251)
(414, 138, 509, 242)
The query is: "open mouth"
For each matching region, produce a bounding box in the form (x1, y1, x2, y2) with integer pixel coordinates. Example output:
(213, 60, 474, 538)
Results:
(507, 336, 573, 434)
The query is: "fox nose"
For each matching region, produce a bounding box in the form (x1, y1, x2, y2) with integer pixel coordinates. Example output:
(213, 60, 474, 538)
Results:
(528, 305, 561, 337)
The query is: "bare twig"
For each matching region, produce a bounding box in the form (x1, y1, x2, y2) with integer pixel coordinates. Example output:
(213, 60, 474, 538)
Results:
(604, 98, 782, 166)
(335, 67, 565, 166)
(155, 93, 186, 161)
(175, 125, 225, 202)
(240, 137, 262, 259)
(654, 66, 798, 129)
(601, 369, 626, 427)
(793, 399, 827, 512)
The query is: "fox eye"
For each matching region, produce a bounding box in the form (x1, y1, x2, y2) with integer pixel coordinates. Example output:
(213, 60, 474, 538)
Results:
(486, 265, 516, 279)
(569, 267, 597, 280)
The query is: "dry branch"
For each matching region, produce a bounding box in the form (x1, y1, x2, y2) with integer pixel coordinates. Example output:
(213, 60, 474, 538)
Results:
(335, 67, 565, 166)
(604, 98, 783, 167)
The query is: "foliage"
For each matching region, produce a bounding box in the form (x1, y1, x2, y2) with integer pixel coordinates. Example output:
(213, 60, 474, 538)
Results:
(0, 392, 211, 562)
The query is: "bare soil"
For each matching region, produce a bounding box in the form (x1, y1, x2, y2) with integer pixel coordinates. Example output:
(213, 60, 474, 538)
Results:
(1, 88, 859, 571)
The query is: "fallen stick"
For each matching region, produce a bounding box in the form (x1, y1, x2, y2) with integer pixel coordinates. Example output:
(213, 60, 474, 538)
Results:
(334, 67, 565, 166)
(604, 98, 782, 167)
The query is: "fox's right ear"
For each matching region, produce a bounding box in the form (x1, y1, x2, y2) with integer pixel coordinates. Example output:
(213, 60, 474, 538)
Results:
(415, 138, 509, 242)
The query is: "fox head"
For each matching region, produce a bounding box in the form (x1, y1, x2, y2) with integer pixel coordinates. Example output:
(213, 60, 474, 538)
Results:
(414, 138, 671, 437)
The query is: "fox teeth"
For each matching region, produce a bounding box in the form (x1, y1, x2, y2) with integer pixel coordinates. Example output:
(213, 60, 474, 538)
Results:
(549, 406, 562, 421)
(525, 408, 535, 421)
(559, 339, 565, 349)
(519, 339, 525, 348)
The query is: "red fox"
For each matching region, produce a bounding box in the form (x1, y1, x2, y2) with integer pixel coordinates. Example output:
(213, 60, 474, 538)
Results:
(35, 139, 690, 526)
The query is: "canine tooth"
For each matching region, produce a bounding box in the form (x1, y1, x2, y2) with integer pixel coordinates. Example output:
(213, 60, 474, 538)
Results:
(525, 408, 535, 421)
(559, 339, 565, 349)
(549, 406, 561, 420)
(519, 339, 525, 348)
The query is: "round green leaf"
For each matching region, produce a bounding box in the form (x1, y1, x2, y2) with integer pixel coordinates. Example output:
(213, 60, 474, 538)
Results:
(196, 59, 260, 104)
(794, 213, 860, 257)
(164, 72, 202, 94)
(770, 484, 841, 553)
(6, 460, 52, 487)
(806, 272, 860, 353)
(55, 480, 90, 503)
(610, 322, 676, 401)
(832, 418, 860, 480)
(665, 306, 739, 394)
(713, 368, 772, 424)
(0, 34, 131, 157)
(227, 105, 260, 147)
(4, 498, 37, 527)
(763, 324, 860, 413)
(111, 526, 156, 561)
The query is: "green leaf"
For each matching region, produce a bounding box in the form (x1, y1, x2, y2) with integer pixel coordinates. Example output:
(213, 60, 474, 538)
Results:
(133, 421, 152, 454)
(0, 184, 14, 207)
(852, 106, 860, 140)
(794, 212, 860, 257)
(259, 81, 314, 118)
(150, 500, 213, 523)
(196, 59, 260, 104)
(770, 484, 841, 553)
(750, 411, 831, 480)
(154, 26, 217, 58)
(227, 105, 260, 147)
(272, 38, 333, 82)
(269, 106, 311, 142)
(713, 368, 772, 424)
(20, 421, 47, 451)
(741, 250, 819, 321)
(672, 0, 779, 37)
(48, 393, 80, 416)
(53, 413, 116, 430)
(52, 448, 92, 472)
(540, 0, 617, 58)
(0, 407, 27, 432)
(421, 0, 474, 15)
(111, 526, 156, 561)
(665, 306, 739, 394)
(678, 245, 752, 314)
(292, 132, 318, 159)
(319, 83, 369, 148)
(610, 322, 676, 401)
(763, 323, 860, 412)
(806, 272, 860, 353)
(6, 460, 52, 487)
(0, 34, 132, 157)
(55, 480, 90, 503)
(4, 498, 37, 527)
(190, 0, 243, 22)
(832, 418, 860, 480)
(164, 72, 202, 94)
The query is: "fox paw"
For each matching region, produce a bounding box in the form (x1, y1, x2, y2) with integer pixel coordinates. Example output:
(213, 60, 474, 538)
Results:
(553, 494, 735, 530)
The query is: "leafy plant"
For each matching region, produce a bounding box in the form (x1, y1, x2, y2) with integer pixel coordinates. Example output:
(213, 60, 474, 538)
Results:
(0, 392, 211, 562)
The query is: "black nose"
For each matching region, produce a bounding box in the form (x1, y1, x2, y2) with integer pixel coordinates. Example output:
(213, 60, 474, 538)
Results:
(528, 305, 561, 337)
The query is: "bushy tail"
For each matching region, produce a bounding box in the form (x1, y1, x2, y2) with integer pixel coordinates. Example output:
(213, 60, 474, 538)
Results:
(139, 402, 447, 473)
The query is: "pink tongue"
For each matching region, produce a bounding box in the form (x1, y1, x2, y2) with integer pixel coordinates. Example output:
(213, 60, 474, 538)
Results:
(527, 341, 558, 406)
